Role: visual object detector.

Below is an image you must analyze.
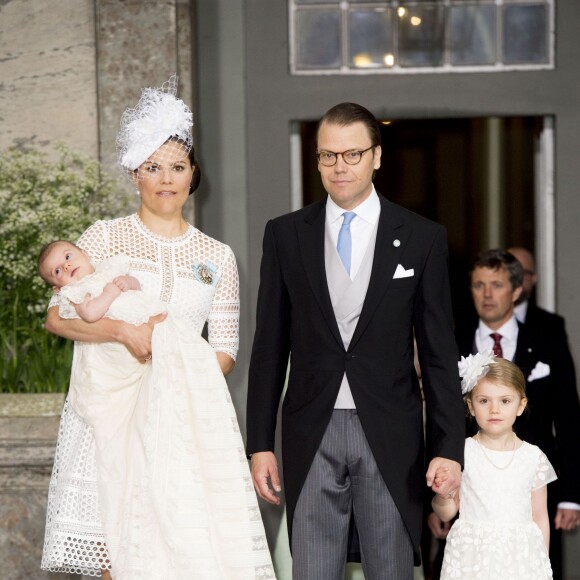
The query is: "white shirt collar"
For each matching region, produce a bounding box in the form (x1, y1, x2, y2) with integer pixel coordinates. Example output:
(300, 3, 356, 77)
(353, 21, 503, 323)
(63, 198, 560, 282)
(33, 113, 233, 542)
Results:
(513, 300, 528, 323)
(475, 315, 519, 361)
(326, 187, 380, 225)
(477, 315, 519, 343)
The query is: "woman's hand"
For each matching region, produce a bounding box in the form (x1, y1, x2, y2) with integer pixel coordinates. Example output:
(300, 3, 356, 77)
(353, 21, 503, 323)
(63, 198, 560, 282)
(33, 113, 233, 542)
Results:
(45, 306, 166, 362)
(216, 352, 235, 376)
(115, 312, 167, 362)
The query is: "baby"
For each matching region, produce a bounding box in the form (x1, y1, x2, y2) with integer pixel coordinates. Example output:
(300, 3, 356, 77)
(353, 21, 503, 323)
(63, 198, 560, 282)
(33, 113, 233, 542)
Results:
(38, 239, 162, 331)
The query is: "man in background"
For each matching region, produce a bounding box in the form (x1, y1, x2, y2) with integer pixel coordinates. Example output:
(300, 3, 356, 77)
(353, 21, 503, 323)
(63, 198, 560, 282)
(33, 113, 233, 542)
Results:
(455, 249, 580, 580)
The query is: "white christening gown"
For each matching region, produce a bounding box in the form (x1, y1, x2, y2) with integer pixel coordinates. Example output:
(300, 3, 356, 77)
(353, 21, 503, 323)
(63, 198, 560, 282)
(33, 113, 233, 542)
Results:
(41, 214, 275, 580)
(441, 437, 556, 580)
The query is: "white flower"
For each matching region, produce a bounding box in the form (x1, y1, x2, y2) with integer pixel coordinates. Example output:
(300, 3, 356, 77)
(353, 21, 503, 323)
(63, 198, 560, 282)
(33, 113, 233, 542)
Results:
(458, 350, 495, 394)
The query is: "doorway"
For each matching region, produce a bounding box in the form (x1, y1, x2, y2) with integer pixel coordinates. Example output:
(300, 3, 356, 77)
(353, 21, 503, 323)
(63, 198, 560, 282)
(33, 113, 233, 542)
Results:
(294, 115, 551, 323)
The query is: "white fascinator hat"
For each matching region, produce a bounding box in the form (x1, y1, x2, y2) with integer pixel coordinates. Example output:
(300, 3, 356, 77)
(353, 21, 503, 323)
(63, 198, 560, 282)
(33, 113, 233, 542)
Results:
(116, 75, 193, 172)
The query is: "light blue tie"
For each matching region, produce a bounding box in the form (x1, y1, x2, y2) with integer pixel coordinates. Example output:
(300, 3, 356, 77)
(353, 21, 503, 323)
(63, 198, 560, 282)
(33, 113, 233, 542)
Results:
(337, 212, 356, 275)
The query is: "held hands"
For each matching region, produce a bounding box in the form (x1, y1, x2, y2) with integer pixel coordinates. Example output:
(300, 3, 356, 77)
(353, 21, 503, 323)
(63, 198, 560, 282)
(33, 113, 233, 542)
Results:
(426, 457, 461, 500)
(429, 460, 461, 522)
(250, 451, 282, 505)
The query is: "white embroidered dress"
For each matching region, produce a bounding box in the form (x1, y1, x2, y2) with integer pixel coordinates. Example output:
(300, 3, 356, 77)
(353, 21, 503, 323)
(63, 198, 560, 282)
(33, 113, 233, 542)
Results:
(41, 214, 275, 579)
(441, 437, 556, 580)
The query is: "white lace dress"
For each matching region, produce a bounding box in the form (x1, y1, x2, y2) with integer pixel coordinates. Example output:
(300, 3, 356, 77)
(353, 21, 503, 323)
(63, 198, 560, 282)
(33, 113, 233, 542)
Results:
(441, 437, 556, 580)
(41, 214, 275, 580)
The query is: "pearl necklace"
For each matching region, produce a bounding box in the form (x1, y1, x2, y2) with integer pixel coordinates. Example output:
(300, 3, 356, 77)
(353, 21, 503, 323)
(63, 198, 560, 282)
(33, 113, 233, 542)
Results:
(475, 432, 518, 471)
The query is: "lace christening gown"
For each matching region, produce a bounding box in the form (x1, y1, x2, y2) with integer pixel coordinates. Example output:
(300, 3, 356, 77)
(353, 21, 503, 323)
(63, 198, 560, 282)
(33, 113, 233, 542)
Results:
(41, 215, 275, 580)
(441, 437, 556, 580)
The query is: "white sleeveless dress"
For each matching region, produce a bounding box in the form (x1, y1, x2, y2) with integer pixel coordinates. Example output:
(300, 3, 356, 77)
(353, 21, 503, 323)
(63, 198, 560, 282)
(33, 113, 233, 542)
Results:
(441, 437, 556, 580)
(41, 214, 275, 580)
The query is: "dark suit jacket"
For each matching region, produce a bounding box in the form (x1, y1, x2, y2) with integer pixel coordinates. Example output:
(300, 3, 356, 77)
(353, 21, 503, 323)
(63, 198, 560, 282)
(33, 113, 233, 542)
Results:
(525, 301, 566, 338)
(455, 318, 580, 505)
(247, 194, 465, 562)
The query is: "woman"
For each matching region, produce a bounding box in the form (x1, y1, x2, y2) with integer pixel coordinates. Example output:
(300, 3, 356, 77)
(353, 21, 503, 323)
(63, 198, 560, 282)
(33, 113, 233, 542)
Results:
(41, 77, 274, 579)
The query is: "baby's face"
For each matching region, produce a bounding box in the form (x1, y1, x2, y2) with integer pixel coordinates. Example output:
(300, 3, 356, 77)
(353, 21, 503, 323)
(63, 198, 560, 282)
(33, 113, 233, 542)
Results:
(41, 242, 94, 289)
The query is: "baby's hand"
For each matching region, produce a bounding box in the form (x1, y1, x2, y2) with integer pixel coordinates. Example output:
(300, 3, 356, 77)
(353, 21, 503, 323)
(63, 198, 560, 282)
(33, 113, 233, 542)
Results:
(104, 282, 123, 297)
(113, 276, 133, 292)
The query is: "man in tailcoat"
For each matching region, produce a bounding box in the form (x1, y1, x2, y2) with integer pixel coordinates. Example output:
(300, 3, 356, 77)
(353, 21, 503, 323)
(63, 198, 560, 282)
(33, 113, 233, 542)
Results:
(247, 103, 465, 579)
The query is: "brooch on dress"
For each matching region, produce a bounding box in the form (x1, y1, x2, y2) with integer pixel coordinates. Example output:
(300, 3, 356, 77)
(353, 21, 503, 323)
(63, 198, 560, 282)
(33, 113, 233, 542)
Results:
(191, 260, 220, 286)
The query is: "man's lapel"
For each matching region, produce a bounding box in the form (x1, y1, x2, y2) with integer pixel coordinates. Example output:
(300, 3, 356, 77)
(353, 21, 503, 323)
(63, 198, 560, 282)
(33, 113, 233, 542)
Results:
(295, 200, 344, 348)
(349, 195, 409, 350)
(513, 322, 536, 377)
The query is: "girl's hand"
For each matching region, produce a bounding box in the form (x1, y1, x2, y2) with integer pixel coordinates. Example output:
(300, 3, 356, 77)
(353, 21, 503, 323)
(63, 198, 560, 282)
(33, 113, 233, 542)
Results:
(427, 457, 461, 499)
(433, 466, 449, 487)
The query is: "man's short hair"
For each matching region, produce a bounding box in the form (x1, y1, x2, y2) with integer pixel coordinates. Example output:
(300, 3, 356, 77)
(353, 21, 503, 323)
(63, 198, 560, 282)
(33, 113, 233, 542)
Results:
(316, 102, 381, 148)
(470, 249, 523, 290)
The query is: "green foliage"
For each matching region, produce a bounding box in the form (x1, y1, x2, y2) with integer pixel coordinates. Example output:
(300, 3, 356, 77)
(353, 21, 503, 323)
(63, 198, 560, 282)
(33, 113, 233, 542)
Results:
(0, 145, 129, 393)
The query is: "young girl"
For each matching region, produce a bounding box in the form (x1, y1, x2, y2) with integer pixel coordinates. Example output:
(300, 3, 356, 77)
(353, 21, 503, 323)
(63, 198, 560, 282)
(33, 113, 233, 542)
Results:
(432, 351, 556, 580)
(39, 237, 275, 579)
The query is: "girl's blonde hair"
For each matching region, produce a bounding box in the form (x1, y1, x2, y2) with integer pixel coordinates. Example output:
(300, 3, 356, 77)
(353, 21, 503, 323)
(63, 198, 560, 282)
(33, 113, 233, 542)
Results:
(465, 357, 526, 403)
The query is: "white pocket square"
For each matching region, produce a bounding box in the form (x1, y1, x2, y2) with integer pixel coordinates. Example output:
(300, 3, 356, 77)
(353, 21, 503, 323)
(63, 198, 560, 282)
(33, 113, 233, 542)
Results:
(527, 361, 550, 382)
(393, 264, 414, 279)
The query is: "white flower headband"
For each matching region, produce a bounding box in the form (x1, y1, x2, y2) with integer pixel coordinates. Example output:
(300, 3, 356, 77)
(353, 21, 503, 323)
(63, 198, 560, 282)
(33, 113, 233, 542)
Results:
(117, 75, 193, 172)
(458, 350, 495, 395)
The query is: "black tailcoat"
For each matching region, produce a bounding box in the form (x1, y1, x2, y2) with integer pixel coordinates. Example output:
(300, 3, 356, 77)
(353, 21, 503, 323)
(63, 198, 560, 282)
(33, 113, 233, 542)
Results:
(247, 194, 465, 561)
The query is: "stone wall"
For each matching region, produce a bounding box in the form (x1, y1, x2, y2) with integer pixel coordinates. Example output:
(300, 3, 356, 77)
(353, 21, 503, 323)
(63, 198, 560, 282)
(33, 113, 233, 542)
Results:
(0, 0, 99, 156)
(0, 395, 70, 580)
(0, 0, 196, 219)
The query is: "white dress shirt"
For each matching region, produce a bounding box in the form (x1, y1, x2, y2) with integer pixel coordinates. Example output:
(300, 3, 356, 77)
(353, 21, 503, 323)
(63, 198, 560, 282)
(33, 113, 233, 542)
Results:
(325, 188, 381, 280)
(475, 315, 519, 361)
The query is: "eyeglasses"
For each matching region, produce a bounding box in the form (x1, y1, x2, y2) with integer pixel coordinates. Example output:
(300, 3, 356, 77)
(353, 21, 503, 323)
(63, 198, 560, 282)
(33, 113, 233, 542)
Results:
(316, 146, 375, 167)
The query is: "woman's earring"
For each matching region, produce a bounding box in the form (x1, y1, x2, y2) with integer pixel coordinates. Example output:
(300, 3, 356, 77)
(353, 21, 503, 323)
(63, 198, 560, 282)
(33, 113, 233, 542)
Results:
(135, 188, 140, 196)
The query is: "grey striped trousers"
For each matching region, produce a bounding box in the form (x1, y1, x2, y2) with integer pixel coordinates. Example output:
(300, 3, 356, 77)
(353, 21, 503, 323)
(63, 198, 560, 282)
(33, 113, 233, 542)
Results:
(292, 410, 414, 580)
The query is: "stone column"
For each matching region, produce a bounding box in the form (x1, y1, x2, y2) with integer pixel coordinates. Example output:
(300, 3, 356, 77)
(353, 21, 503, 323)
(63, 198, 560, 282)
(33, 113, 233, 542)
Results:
(94, 0, 197, 221)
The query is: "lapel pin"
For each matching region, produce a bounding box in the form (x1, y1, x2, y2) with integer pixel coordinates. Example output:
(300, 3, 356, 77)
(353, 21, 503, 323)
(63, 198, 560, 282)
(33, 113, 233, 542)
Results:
(393, 239, 401, 247)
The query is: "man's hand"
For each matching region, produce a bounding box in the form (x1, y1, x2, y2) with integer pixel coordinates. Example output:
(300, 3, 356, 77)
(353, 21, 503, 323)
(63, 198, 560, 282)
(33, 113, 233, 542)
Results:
(555, 508, 580, 531)
(250, 451, 282, 505)
(426, 457, 461, 499)
(427, 511, 451, 539)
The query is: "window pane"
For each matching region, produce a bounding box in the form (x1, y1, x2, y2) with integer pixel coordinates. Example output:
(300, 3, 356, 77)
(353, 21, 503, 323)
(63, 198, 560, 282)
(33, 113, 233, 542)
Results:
(503, 4, 548, 64)
(349, 9, 394, 69)
(295, 9, 341, 69)
(450, 5, 496, 66)
(398, 5, 445, 67)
